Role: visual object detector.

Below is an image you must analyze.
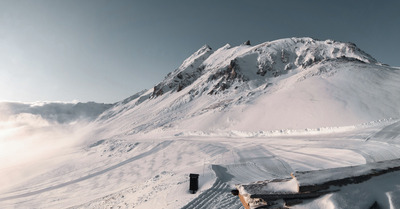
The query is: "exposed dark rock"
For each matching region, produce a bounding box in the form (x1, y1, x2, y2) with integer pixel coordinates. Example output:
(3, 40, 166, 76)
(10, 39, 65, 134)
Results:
(229, 59, 237, 69)
(153, 86, 164, 97)
(369, 201, 381, 209)
(281, 49, 288, 63)
(177, 84, 183, 92)
(231, 190, 239, 196)
(220, 83, 229, 91)
(257, 69, 266, 76)
(177, 73, 183, 79)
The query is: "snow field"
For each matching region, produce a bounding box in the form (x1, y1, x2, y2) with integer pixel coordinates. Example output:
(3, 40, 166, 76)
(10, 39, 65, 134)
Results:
(1, 120, 400, 208)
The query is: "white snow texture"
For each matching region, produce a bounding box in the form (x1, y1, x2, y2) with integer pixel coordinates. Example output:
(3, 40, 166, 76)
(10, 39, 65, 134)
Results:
(1, 37, 400, 209)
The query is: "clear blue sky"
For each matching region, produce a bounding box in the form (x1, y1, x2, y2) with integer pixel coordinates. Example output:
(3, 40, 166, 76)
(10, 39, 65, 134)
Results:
(1, 0, 399, 103)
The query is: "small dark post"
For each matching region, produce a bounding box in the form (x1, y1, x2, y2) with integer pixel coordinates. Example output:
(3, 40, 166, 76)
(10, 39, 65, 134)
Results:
(231, 189, 239, 196)
(189, 173, 199, 194)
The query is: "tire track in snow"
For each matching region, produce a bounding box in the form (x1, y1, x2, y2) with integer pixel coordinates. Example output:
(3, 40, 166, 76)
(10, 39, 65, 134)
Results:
(233, 145, 294, 181)
(0, 141, 173, 202)
(366, 120, 400, 142)
(349, 143, 400, 163)
(181, 165, 243, 209)
(181, 146, 293, 209)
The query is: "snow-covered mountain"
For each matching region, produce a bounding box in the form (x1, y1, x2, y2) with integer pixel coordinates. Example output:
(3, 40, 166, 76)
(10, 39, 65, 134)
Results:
(2, 37, 400, 209)
(95, 37, 400, 138)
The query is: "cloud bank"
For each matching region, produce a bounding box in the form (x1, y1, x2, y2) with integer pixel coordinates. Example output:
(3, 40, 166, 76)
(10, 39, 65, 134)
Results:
(0, 101, 111, 191)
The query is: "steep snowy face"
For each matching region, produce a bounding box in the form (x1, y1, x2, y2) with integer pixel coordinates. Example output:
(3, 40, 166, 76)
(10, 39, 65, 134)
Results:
(151, 45, 213, 97)
(150, 37, 377, 98)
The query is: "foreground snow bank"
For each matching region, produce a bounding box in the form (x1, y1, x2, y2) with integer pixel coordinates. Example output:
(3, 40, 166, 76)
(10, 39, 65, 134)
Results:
(236, 158, 400, 209)
(296, 171, 400, 209)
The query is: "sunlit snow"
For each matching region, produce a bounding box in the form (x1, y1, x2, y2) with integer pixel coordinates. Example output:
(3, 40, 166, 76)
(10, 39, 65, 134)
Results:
(1, 38, 400, 209)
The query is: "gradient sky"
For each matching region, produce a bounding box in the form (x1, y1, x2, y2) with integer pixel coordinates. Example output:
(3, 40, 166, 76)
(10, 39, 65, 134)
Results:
(1, 0, 399, 103)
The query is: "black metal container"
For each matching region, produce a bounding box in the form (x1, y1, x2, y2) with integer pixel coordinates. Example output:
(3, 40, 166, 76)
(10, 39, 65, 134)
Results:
(189, 173, 199, 194)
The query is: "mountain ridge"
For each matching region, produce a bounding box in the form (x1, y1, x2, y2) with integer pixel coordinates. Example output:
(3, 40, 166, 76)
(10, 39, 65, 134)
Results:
(95, 37, 400, 138)
(150, 37, 377, 98)
(0, 101, 112, 124)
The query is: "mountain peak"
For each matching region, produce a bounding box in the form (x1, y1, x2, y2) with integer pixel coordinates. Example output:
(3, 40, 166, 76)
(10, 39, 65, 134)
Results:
(149, 37, 380, 98)
(99, 37, 400, 136)
(200, 44, 212, 51)
(242, 40, 251, 45)
(151, 44, 213, 98)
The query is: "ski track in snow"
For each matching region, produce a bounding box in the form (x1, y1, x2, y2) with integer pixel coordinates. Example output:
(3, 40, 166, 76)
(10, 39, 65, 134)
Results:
(367, 120, 400, 142)
(180, 146, 294, 209)
(0, 141, 172, 202)
(181, 179, 243, 209)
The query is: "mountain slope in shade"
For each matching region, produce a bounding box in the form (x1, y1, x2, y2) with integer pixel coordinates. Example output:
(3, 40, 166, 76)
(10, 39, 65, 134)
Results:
(95, 37, 400, 138)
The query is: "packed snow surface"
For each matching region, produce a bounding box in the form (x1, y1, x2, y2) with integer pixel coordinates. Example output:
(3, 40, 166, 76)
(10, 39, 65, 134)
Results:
(1, 37, 400, 208)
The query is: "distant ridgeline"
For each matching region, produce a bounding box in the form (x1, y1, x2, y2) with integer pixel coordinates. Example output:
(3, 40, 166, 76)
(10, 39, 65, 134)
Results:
(0, 101, 112, 124)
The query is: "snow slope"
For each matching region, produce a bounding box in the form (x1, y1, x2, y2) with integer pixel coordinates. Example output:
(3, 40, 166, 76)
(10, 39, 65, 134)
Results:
(1, 37, 400, 209)
(2, 122, 400, 209)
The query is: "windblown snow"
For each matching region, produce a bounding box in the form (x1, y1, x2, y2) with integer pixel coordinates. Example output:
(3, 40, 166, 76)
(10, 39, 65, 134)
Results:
(1, 37, 400, 209)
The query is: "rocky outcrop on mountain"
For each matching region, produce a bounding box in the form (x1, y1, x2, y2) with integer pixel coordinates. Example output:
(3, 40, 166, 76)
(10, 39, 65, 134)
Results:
(150, 37, 377, 99)
(151, 45, 213, 98)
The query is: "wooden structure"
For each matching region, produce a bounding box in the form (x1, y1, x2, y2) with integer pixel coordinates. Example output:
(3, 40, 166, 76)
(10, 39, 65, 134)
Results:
(233, 158, 400, 209)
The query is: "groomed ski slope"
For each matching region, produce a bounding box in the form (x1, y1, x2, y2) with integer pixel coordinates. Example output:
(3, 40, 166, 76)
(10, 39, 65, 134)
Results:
(1, 120, 400, 208)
